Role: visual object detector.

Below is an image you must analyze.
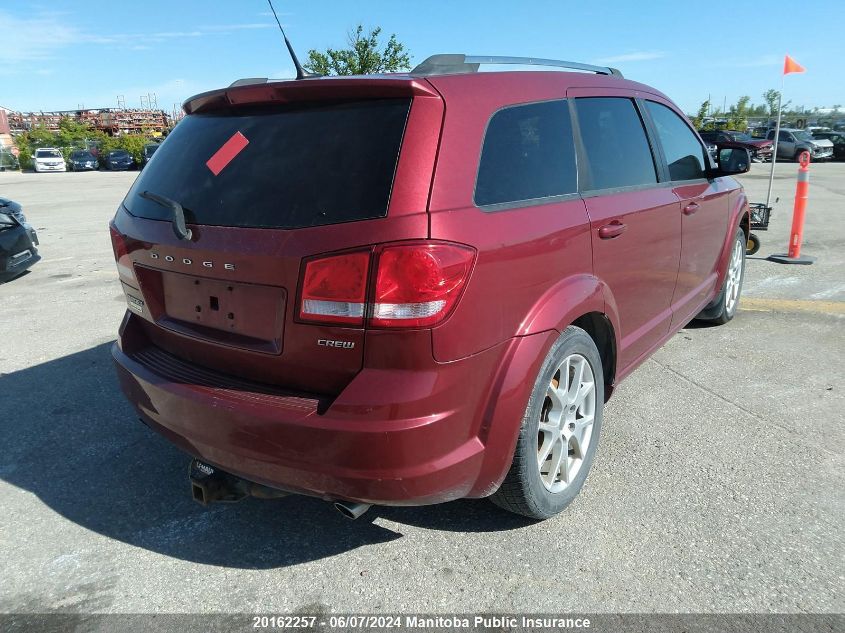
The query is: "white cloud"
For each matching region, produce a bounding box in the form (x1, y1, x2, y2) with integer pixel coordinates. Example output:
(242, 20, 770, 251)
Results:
(0, 11, 82, 63)
(0, 9, 275, 65)
(592, 51, 666, 64)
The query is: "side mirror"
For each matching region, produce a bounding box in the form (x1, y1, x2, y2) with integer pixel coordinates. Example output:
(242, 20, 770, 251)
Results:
(715, 147, 750, 175)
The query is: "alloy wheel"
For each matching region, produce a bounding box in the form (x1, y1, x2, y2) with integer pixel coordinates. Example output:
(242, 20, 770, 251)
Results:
(537, 354, 596, 493)
(725, 237, 744, 313)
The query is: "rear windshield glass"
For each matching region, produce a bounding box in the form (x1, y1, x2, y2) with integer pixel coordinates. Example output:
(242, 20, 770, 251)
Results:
(124, 99, 411, 229)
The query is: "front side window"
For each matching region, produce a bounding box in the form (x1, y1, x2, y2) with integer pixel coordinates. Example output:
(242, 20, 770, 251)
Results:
(645, 101, 708, 181)
(475, 100, 577, 207)
(574, 97, 657, 191)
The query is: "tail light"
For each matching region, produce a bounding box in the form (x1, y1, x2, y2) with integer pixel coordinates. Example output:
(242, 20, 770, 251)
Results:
(370, 243, 475, 328)
(109, 222, 135, 283)
(298, 241, 475, 329)
(299, 251, 370, 325)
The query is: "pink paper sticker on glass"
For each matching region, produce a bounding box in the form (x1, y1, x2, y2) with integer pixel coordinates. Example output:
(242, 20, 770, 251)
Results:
(206, 131, 249, 176)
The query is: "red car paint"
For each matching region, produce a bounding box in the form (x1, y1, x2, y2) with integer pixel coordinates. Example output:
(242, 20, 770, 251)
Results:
(698, 130, 774, 160)
(110, 71, 748, 506)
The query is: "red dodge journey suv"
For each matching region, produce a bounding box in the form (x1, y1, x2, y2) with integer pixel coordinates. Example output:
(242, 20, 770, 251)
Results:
(110, 54, 751, 520)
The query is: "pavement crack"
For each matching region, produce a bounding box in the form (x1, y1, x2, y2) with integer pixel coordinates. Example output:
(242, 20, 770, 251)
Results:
(647, 358, 839, 457)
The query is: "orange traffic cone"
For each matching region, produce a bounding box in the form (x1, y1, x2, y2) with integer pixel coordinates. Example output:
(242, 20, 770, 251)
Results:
(769, 152, 816, 265)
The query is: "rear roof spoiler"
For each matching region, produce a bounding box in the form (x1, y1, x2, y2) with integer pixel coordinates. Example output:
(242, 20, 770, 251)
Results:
(184, 77, 440, 114)
(410, 54, 623, 78)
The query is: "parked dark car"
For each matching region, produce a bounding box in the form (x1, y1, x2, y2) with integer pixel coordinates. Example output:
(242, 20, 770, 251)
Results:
(810, 131, 845, 160)
(68, 149, 98, 171)
(110, 54, 751, 520)
(140, 143, 160, 169)
(0, 148, 20, 172)
(0, 197, 40, 281)
(698, 130, 773, 162)
(102, 149, 135, 171)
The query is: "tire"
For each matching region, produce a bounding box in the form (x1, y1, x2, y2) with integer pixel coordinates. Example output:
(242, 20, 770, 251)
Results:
(746, 233, 761, 256)
(696, 226, 746, 324)
(491, 326, 604, 520)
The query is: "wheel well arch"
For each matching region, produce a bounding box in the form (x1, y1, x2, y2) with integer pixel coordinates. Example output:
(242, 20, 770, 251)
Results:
(571, 312, 616, 401)
(740, 207, 750, 240)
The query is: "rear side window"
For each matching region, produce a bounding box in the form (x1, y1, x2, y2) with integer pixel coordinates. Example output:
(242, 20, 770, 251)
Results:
(574, 98, 657, 191)
(475, 100, 577, 207)
(644, 101, 708, 181)
(124, 99, 411, 229)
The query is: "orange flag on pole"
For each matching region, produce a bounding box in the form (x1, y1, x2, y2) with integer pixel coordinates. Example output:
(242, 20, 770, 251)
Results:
(783, 55, 805, 75)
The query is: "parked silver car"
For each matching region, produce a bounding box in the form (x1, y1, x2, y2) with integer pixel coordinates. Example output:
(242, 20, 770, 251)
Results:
(767, 128, 834, 161)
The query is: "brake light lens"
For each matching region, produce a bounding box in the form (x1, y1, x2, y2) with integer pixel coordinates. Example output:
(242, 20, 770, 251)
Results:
(298, 242, 475, 328)
(299, 251, 370, 325)
(370, 243, 475, 328)
(109, 222, 135, 282)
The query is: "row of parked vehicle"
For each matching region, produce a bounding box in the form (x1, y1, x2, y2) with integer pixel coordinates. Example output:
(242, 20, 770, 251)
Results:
(30, 143, 160, 173)
(699, 127, 841, 163)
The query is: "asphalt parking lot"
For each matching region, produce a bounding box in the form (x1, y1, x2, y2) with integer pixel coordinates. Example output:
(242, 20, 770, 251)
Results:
(0, 163, 843, 615)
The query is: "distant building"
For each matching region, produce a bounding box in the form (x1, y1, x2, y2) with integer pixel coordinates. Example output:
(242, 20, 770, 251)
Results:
(0, 109, 14, 152)
(5, 108, 173, 137)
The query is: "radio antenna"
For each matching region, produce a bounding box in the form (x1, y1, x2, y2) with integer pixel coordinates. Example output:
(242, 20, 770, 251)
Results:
(266, 0, 319, 79)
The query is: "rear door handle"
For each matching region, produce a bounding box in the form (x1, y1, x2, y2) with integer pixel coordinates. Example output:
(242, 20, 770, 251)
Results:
(683, 202, 700, 215)
(598, 222, 627, 239)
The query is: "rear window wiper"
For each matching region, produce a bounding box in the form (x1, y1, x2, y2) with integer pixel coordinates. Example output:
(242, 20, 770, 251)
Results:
(139, 191, 193, 241)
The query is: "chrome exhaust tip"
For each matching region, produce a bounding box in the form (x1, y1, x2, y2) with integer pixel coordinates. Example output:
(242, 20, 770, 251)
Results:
(333, 501, 372, 520)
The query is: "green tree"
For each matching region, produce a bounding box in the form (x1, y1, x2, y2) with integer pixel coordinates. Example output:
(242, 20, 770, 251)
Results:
(727, 95, 751, 130)
(305, 25, 411, 76)
(750, 103, 768, 117)
(691, 99, 711, 129)
(762, 89, 791, 118)
(56, 117, 98, 148)
(115, 134, 149, 164)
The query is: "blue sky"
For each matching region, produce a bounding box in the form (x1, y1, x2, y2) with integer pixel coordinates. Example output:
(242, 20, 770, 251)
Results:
(2, 0, 843, 115)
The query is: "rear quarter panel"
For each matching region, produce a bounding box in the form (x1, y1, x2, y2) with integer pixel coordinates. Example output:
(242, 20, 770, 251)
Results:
(426, 73, 598, 362)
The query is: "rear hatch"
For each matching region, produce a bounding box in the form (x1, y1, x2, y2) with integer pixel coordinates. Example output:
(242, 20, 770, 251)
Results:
(111, 77, 444, 395)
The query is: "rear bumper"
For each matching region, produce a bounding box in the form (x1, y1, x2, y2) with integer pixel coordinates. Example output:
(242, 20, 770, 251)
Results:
(111, 319, 530, 506)
(0, 225, 40, 278)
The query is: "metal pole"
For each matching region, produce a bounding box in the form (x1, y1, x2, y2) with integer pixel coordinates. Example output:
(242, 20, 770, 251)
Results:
(765, 75, 785, 208)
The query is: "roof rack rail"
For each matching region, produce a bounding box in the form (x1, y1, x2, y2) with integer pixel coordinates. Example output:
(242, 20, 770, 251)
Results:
(410, 54, 623, 78)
